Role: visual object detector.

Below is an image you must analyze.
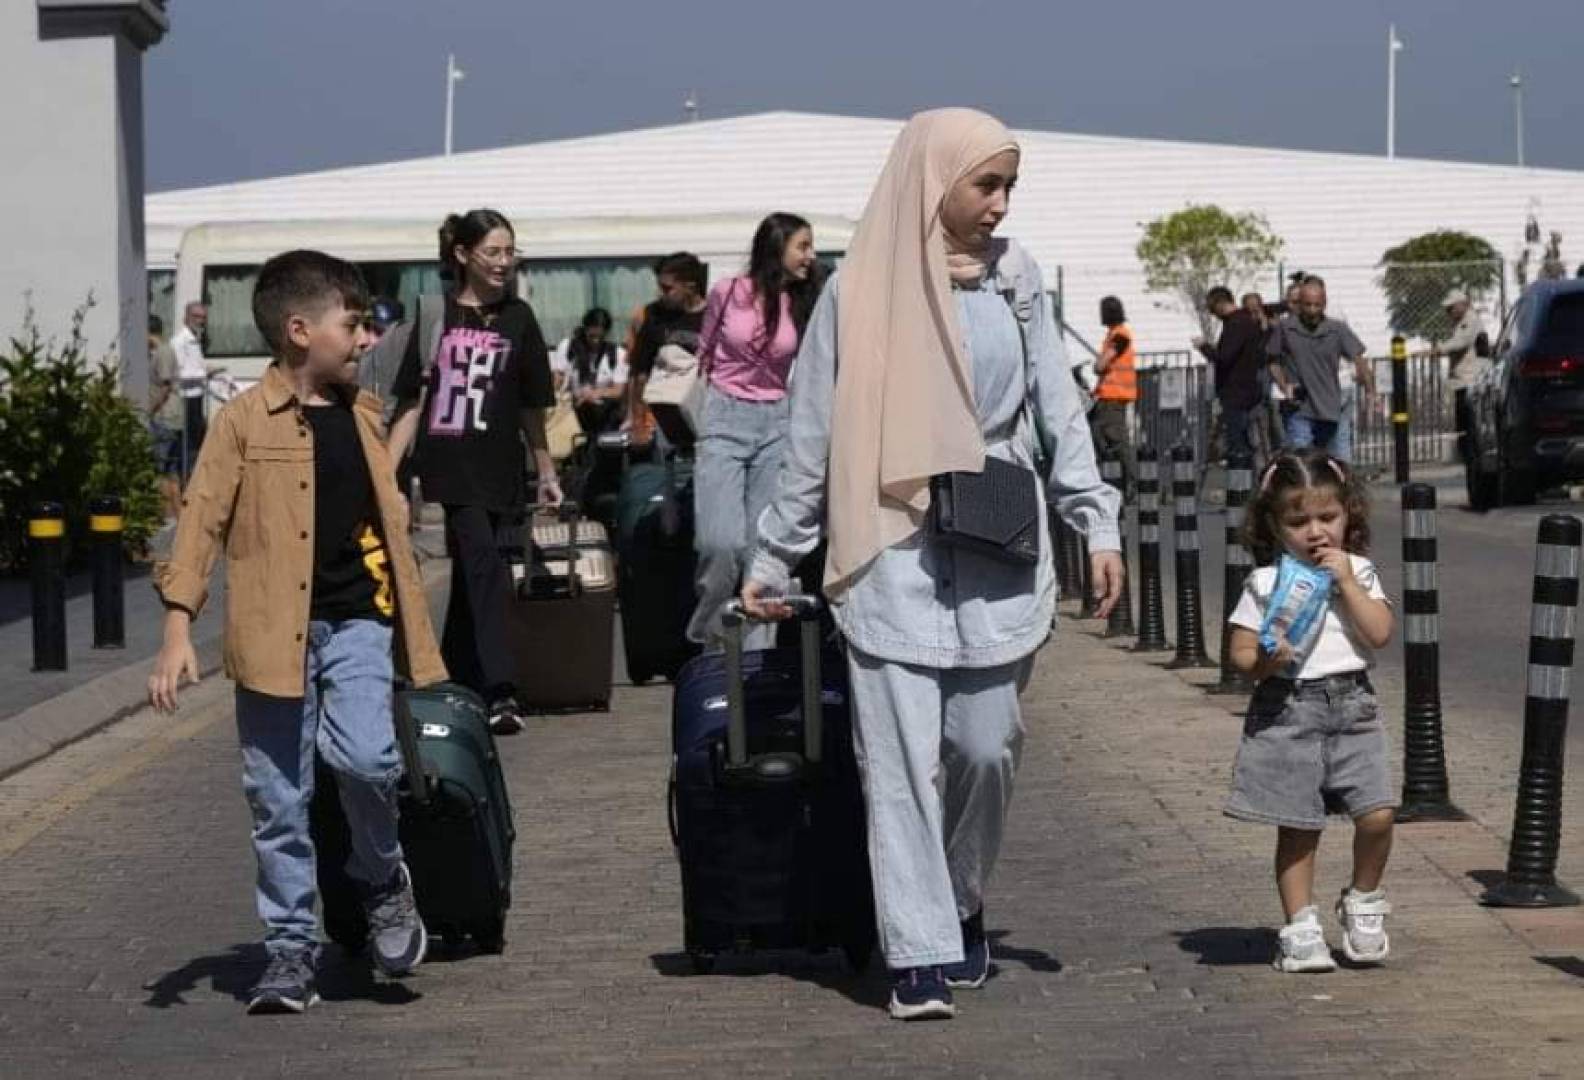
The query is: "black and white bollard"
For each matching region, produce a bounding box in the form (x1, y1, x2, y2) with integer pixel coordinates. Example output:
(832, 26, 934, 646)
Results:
(1100, 449, 1136, 638)
(30, 501, 67, 672)
(1166, 443, 1214, 669)
(89, 495, 126, 650)
(1396, 484, 1466, 822)
(1211, 453, 1255, 693)
(1481, 514, 1583, 908)
(1057, 515, 1083, 604)
(1132, 448, 1170, 652)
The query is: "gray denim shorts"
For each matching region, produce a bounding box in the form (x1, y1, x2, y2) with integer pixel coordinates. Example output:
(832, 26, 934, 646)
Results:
(1224, 672, 1397, 830)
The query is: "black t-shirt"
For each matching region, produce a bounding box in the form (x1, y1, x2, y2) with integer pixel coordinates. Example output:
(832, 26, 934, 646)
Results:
(390, 294, 554, 510)
(629, 301, 706, 379)
(303, 395, 392, 623)
(1212, 309, 1268, 410)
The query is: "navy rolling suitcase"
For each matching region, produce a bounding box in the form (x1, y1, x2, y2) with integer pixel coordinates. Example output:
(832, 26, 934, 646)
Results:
(669, 598, 876, 973)
(616, 448, 699, 685)
(312, 683, 515, 956)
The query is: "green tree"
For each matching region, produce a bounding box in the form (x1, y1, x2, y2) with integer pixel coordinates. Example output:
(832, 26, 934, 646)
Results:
(1377, 230, 1501, 343)
(0, 302, 163, 570)
(1136, 205, 1283, 340)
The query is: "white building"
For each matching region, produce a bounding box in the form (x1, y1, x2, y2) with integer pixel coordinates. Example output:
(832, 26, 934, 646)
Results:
(147, 110, 1584, 373)
(3, 0, 167, 401)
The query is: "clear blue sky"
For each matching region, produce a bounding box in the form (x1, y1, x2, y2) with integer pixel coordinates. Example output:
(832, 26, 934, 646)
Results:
(145, 0, 1584, 192)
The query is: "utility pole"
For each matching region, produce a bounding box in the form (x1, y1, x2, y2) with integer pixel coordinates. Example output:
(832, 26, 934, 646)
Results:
(1511, 70, 1527, 167)
(444, 53, 466, 155)
(1386, 24, 1405, 159)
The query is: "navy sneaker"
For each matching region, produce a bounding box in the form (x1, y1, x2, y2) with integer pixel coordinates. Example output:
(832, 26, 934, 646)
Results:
(246, 949, 319, 1015)
(365, 861, 428, 977)
(888, 966, 955, 1021)
(943, 911, 989, 989)
(488, 698, 525, 736)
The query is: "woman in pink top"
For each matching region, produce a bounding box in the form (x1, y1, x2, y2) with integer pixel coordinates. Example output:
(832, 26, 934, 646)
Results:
(688, 213, 822, 650)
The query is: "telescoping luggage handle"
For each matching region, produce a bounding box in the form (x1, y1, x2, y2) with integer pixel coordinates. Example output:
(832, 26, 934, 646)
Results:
(720, 595, 824, 773)
(524, 498, 586, 598)
(392, 690, 433, 808)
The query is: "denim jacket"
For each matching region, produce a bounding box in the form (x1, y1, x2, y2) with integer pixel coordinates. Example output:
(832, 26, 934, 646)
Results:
(748, 239, 1121, 669)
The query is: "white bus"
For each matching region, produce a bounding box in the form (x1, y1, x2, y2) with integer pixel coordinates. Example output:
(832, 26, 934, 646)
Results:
(162, 213, 855, 387)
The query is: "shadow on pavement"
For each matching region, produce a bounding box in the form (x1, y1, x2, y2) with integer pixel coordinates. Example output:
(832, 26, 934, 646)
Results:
(1537, 955, 1584, 980)
(142, 942, 422, 1008)
(649, 950, 888, 1011)
(987, 929, 1062, 974)
(1174, 926, 1278, 966)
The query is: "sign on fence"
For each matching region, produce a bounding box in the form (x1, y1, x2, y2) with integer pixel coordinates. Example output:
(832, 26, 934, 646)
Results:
(1158, 369, 1188, 412)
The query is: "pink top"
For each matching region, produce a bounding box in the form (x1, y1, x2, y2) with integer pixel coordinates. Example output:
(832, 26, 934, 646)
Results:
(699, 276, 799, 402)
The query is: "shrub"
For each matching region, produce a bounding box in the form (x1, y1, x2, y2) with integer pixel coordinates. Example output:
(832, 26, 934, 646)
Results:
(0, 301, 164, 570)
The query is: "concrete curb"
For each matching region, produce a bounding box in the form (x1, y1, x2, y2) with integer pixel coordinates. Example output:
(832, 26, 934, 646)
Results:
(0, 556, 452, 783)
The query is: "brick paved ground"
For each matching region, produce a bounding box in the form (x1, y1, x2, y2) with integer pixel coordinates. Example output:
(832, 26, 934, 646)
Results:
(0, 596, 1581, 1078)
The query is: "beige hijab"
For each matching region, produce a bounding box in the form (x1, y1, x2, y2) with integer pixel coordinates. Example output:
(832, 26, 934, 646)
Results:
(825, 108, 1020, 595)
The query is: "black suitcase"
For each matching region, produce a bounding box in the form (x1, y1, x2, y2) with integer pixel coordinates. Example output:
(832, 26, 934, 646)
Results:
(669, 597, 876, 973)
(616, 449, 700, 684)
(507, 502, 617, 712)
(311, 682, 516, 955)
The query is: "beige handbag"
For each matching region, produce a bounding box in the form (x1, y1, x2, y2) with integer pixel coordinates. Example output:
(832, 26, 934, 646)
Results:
(543, 389, 581, 462)
(641, 344, 708, 434)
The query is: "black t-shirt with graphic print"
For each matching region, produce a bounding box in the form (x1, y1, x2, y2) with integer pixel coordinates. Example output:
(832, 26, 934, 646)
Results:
(390, 294, 555, 510)
(303, 394, 392, 624)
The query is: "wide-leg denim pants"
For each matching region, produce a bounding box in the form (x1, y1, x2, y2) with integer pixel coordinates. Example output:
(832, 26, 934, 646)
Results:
(847, 646, 1032, 968)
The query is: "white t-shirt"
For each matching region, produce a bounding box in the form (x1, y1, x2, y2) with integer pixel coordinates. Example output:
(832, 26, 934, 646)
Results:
(551, 338, 629, 394)
(1230, 553, 1391, 678)
(170, 325, 207, 395)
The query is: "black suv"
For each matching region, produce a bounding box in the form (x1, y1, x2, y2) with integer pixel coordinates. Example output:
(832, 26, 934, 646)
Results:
(1465, 279, 1584, 509)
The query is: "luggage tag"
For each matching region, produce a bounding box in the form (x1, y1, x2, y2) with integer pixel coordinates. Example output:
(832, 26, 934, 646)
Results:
(1258, 554, 1334, 675)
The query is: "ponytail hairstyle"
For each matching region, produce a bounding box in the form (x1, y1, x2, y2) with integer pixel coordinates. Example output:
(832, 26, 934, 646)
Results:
(746, 212, 817, 349)
(1243, 449, 1372, 565)
(438, 208, 515, 285)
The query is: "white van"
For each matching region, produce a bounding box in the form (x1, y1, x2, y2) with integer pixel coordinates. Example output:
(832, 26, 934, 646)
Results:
(168, 213, 855, 387)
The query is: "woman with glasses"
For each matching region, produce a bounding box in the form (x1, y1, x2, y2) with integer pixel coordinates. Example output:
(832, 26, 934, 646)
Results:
(388, 208, 562, 736)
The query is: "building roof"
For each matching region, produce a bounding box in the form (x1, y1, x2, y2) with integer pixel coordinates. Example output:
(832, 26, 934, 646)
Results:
(147, 110, 1584, 353)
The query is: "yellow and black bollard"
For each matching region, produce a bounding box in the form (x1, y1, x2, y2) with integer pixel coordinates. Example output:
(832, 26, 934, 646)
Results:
(90, 495, 125, 649)
(29, 501, 67, 671)
(1390, 335, 1410, 484)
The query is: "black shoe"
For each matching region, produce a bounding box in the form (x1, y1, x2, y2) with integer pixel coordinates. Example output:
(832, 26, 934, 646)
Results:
(246, 949, 319, 1015)
(488, 698, 525, 736)
(943, 911, 989, 989)
(888, 966, 955, 1021)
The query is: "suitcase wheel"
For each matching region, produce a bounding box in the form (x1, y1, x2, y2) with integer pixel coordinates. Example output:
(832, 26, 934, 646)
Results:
(688, 950, 716, 975)
(473, 915, 506, 955)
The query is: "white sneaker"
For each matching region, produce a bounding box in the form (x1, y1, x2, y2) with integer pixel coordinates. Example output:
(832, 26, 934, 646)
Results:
(1274, 907, 1336, 973)
(1335, 888, 1391, 964)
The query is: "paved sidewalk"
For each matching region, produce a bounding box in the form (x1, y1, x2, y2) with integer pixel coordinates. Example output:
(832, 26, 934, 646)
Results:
(1, 592, 1582, 1078)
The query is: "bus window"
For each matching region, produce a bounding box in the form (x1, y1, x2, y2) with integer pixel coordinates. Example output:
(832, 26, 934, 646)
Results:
(201, 265, 268, 358)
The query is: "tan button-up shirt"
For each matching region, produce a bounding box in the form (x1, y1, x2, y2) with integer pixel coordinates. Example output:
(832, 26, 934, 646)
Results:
(155, 364, 447, 698)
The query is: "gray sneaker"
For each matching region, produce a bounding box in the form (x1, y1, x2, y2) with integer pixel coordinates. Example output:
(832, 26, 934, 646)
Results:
(365, 861, 428, 977)
(247, 949, 319, 1015)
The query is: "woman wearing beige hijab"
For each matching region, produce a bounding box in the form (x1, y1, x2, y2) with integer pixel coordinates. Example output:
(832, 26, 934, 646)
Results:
(742, 109, 1123, 1020)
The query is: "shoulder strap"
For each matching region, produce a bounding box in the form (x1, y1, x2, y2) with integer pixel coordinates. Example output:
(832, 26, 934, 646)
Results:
(417, 294, 445, 377)
(1000, 274, 1053, 480)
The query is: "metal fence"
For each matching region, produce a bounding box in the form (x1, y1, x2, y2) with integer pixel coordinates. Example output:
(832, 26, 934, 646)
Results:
(1123, 351, 1453, 476)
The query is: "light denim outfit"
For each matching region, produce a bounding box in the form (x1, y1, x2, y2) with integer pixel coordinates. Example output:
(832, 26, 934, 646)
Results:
(235, 618, 404, 960)
(688, 384, 790, 651)
(748, 241, 1121, 968)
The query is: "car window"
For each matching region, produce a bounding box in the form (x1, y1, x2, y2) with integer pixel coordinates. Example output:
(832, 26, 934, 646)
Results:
(1535, 293, 1584, 356)
(1494, 300, 1523, 356)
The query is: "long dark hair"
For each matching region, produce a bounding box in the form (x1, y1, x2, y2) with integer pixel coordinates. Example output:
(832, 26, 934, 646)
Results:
(1244, 449, 1372, 565)
(568, 307, 614, 383)
(1100, 295, 1126, 327)
(746, 212, 817, 349)
(438, 208, 514, 285)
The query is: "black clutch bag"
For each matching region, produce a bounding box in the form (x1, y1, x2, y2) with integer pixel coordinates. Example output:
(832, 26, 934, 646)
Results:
(928, 455, 1040, 566)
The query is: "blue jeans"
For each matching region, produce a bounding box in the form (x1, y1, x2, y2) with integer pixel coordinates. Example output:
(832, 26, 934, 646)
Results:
(689, 385, 790, 650)
(1332, 384, 1356, 463)
(1284, 412, 1342, 456)
(235, 618, 404, 959)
